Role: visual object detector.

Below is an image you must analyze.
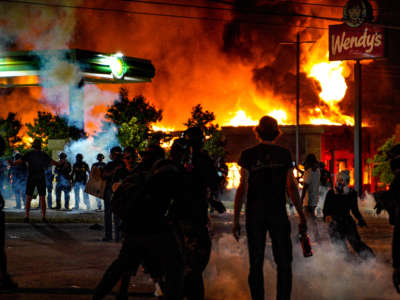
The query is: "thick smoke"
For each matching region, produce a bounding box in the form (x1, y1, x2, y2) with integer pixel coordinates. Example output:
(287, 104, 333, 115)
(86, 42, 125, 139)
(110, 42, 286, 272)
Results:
(206, 228, 398, 300)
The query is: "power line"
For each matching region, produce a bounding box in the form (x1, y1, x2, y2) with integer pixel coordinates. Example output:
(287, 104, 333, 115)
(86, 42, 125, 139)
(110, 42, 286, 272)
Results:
(0, 0, 329, 30)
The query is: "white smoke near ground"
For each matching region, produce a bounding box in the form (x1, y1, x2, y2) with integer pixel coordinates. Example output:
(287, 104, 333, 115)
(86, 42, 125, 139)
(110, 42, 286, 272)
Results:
(206, 229, 398, 300)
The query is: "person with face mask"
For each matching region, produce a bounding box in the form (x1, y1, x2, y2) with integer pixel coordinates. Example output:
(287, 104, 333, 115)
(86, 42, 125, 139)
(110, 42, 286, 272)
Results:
(323, 170, 375, 260)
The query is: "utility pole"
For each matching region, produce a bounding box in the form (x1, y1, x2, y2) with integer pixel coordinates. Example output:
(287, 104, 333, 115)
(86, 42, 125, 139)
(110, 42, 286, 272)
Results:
(281, 33, 314, 166)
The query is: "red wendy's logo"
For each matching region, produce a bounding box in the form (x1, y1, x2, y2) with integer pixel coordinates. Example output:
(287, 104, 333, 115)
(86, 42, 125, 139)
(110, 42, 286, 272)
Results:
(343, 0, 373, 28)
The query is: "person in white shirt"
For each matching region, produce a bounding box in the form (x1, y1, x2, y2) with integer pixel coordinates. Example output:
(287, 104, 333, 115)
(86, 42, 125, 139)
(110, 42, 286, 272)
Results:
(301, 154, 321, 241)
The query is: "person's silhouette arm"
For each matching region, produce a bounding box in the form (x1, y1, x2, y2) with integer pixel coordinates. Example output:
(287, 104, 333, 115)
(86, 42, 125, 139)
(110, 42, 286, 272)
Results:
(232, 167, 248, 241)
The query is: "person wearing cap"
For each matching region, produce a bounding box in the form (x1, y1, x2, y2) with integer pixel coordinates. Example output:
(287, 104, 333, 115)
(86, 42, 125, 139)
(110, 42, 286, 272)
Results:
(233, 116, 307, 300)
(54, 152, 72, 210)
(11, 139, 59, 222)
(300, 153, 321, 241)
(71, 153, 91, 210)
(91, 153, 106, 211)
(101, 146, 125, 242)
(323, 170, 374, 260)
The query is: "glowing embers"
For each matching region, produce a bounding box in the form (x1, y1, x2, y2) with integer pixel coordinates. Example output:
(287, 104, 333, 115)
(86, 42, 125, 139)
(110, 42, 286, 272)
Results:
(226, 162, 241, 190)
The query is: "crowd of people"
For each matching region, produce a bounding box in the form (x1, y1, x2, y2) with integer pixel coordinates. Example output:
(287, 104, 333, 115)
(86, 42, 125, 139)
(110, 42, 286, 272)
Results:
(0, 115, 399, 300)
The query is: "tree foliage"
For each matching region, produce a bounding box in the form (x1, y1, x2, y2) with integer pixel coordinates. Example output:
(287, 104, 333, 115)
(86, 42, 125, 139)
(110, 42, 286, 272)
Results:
(369, 135, 397, 185)
(0, 112, 22, 155)
(184, 104, 227, 163)
(105, 88, 163, 150)
(26, 111, 86, 142)
(118, 117, 148, 151)
(105, 88, 162, 127)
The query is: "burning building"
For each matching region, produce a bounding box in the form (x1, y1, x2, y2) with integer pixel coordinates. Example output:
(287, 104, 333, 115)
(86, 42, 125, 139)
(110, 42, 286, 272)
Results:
(222, 124, 376, 192)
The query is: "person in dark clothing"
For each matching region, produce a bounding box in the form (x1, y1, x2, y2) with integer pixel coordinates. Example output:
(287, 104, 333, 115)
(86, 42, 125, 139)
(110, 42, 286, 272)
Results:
(173, 127, 220, 300)
(0, 158, 7, 197)
(91, 153, 106, 211)
(233, 116, 307, 300)
(101, 146, 125, 242)
(11, 139, 59, 222)
(45, 165, 54, 209)
(0, 136, 18, 291)
(8, 153, 27, 209)
(323, 170, 375, 260)
(374, 144, 400, 293)
(93, 145, 184, 300)
(71, 153, 90, 210)
(55, 153, 72, 210)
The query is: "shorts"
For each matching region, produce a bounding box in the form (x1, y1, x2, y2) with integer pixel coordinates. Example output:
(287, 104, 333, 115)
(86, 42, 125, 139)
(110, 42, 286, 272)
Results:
(26, 175, 46, 197)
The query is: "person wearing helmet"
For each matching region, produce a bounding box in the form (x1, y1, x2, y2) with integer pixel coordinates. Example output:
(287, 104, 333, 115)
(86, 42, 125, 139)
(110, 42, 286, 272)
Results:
(71, 153, 90, 210)
(91, 153, 106, 211)
(54, 152, 72, 210)
(323, 170, 375, 260)
(11, 139, 59, 222)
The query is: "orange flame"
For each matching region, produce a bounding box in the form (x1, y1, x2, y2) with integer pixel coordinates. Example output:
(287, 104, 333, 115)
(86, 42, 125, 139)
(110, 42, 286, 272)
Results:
(226, 162, 241, 189)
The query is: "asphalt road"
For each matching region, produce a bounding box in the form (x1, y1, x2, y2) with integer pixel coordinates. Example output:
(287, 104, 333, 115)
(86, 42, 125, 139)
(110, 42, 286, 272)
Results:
(0, 209, 399, 300)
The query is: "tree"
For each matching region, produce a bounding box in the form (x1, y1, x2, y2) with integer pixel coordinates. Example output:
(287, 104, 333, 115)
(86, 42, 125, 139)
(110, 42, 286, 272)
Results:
(118, 117, 148, 151)
(184, 104, 227, 163)
(369, 135, 398, 185)
(0, 112, 22, 155)
(26, 111, 86, 143)
(105, 88, 163, 149)
(105, 88, 162, 127)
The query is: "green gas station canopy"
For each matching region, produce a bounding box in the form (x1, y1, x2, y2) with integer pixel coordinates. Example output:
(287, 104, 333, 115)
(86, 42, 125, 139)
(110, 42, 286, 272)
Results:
(0, 49, 155, 87)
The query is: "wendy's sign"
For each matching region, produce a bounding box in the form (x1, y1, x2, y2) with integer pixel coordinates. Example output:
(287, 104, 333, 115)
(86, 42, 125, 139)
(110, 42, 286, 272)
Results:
(329, 23, 385, 61)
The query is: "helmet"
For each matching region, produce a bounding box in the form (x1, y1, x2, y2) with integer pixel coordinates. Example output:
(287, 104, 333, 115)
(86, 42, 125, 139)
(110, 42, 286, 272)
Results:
(76, 153, 83, 161)
(97, 153, 104, 161)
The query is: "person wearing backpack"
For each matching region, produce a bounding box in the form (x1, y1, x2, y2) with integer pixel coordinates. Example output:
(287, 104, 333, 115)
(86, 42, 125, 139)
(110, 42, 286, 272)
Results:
(54, 153, 72, 210)
(93, 145, 184, 300)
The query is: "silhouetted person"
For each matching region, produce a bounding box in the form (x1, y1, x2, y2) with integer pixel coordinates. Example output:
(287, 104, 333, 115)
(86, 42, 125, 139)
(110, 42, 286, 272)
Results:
(0, 136, 18, 291)
(72, 153, 90, 210)
(323, 170, 375, 260)
(8, 153, 27, 209)
(176, 127, 221, 300)
(91, 153, 106, 211)
(55, 152, 72, 210)
(12, 139, 58, 222)
(374, 144, 400, 293)
(45, 165, 54, 209)
(101, 146, 125, 242)
(300, 153, 321, 241)
(93, 145, 184, 300)
(233, 116, 307, 300)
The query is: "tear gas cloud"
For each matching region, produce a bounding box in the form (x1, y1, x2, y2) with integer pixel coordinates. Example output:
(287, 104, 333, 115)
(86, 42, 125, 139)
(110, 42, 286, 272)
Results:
(206, 231, 397, 300)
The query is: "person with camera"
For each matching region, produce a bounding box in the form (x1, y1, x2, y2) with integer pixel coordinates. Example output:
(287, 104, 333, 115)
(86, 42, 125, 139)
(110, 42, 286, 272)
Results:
(232, 116, 307, 300)
(55, 152, 72, 210)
